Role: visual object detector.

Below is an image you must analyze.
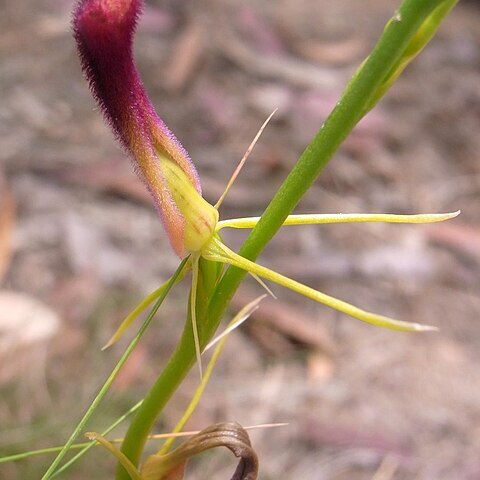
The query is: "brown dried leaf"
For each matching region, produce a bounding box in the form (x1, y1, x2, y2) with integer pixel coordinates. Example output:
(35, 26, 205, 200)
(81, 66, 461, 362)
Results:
(141, 422, 258, 480)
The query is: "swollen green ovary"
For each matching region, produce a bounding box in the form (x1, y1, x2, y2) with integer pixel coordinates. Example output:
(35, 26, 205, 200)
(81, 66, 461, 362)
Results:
(162, 157, 218, 253)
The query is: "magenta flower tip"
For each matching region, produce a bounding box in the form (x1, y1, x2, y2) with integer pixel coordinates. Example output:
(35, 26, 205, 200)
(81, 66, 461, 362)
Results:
(73, 0, 203, 257)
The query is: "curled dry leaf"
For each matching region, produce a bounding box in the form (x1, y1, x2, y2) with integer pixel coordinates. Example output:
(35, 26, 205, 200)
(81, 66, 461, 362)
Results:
(141, 422, 259, 480)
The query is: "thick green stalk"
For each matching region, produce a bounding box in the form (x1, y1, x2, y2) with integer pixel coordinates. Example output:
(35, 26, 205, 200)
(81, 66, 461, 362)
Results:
(204, 0, 458, 340)
(117, 1, 457, 476)
(116, 258, 219, 478)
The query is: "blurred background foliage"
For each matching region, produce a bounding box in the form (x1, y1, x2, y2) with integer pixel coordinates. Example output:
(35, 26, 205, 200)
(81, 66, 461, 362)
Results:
(0, 0, 479, 478)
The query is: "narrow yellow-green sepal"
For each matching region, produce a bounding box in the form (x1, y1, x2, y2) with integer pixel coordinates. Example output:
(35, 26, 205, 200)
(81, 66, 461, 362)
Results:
(102, 284, 169, 350)
(217, 211, 460, 230)
(204, 237, 437, 332)
(103, 265, 189, 350)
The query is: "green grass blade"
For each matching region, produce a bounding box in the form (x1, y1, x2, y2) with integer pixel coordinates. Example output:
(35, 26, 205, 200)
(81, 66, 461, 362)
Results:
(40, 258, 188, 480)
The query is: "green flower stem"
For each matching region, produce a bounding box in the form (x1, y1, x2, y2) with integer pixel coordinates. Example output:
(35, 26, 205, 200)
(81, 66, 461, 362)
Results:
(117, 1, 456, 476)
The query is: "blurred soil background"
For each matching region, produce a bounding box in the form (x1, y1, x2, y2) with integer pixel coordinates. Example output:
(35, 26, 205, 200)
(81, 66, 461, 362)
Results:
(1, 0, 480, 478)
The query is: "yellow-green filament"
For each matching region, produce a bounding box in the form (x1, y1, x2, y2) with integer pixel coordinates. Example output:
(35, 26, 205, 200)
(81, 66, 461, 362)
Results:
(214, 110, 277, 209)
(191, 254, 203, 379)
(204, 295, 267, 352)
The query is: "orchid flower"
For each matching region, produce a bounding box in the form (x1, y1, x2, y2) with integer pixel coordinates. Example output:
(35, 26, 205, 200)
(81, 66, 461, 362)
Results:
(73, 0, 458, 377)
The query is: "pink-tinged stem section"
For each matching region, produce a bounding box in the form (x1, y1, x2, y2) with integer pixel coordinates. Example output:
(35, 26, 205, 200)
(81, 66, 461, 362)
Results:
(73, 0, 200, 257)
